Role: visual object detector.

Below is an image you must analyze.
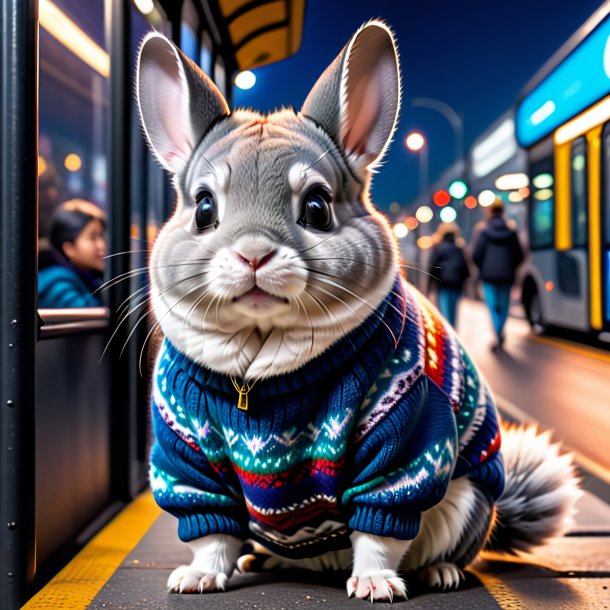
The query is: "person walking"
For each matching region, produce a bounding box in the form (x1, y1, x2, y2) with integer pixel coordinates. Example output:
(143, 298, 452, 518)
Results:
(429, 223, 470, 329)
(473, 198, 524, 350)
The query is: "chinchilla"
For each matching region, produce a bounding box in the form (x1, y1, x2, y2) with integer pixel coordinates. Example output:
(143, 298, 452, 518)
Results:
(136, 20, 580, 603)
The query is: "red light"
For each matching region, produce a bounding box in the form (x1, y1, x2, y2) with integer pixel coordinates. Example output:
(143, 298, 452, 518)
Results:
(404, 216, 419, 230)
(545, 281, 554, 292)
(433, 190, 451, 207)
(464, 196, 477, 209)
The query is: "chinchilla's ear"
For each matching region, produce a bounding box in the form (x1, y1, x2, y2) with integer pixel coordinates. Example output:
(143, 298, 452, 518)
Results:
(136, 33, 229, 174)
(301, 20, 400, 172)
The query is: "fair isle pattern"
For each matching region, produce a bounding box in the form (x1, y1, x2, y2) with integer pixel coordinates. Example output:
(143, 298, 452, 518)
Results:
(149, 277, 505, 560)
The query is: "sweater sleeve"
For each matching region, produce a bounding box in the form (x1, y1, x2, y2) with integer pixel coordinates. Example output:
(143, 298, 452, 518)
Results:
(150, 386, 249, 542)
(342, 376, 458, 540)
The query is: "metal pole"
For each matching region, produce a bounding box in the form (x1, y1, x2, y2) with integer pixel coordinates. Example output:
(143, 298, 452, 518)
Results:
(0, 0, 38, 607)
(420, 145, 429, 199)
(412, 97, 464, 164)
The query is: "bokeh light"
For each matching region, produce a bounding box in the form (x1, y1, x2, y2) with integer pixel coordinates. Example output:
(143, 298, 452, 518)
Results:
(478, 190, 496, 207)
(234, 70, 256, 90)
(439, 206, 457, 223)
(464, 195, 477, 209)
(38, 155, 47, 177)
(415, 205, 434, 223)
(417, 235, 434, 250)
(64, 153, 82, 172)
(393, 222, 409, 239)
(448, 180, 469, 199)
(405, 132, 425, 151)
(433, 190, 451, 207)
(405, 216, 419, 230)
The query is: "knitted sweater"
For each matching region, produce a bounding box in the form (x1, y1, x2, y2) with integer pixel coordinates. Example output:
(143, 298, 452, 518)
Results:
(150, 277, 504, 560)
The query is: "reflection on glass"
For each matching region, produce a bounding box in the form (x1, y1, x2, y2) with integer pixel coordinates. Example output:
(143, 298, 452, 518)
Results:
(38, 0, 109, 308)
(571, 140, 587, 247)
(181, 0, 199, 63)
(530, 160, 555, 249)
(38, 200, 107, 308)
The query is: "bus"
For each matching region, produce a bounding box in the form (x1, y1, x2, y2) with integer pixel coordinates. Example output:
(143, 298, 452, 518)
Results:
(515, 2, 610, 340)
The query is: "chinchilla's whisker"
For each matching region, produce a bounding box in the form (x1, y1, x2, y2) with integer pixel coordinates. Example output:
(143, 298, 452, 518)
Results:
(304, 287, 359, 356)
(293, 234, 336, 257)
(137, 276, 210, 375)
(96, 259, 212, 295)
(180, 281, 214, 334)
(303, 149, 331, 173)
(104, 249, 151, 260)
(293, 294, 315, 358)
(304, 267, 407, 323)
(101, 270, 206, 364)
(307, 274, 399, 348)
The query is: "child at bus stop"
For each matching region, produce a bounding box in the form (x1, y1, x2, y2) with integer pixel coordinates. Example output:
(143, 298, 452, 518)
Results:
(473, 198, 525, 350)
(38, 199, 106, 308)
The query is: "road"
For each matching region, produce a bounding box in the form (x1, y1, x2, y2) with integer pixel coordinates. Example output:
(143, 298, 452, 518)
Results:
(455, 298, 610, 483)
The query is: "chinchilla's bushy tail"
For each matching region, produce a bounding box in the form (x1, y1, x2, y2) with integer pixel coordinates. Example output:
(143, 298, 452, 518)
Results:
(486, 423, 582, 553)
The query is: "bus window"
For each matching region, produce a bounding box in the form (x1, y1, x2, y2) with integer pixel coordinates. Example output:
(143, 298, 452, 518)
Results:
(571, 138, 587, 247)
(38, 0, 110, 309)
(214, 56, 227, 97)
(200, 30, 213, 75)
(181, 0, 200, 63)
(530, 158, 554, 249)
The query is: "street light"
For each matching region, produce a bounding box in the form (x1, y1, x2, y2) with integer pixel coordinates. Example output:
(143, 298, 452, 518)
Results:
(405, 131, 429, 198)
(411, 97, 464, 164)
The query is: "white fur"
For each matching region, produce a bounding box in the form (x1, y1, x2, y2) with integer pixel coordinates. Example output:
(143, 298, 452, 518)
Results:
(347, 532, 410, 601)
(401, 477, 477, 571)
(167, 534, 242, 593)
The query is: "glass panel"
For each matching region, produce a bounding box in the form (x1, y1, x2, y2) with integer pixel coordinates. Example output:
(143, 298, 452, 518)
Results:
(38, 0, 109, 309)
(200, 30, 213, 75)
(214, 56, 227, 97)
(570, 138, 587, 247)
(181, 0, 199, 63)
(530, 157, 554, 249)
(129, 6, 172, 308)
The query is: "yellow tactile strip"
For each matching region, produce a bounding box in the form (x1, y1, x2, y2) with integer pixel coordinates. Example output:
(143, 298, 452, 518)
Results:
(22, 491, 161, 609)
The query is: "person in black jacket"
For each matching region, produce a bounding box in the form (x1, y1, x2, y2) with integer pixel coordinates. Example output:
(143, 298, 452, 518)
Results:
(473, 198, 524, 349)
(429, 223, 470, 328)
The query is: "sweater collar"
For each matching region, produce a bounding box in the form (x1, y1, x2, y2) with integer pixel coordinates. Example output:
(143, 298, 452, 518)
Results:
(162, 274, 407, 398)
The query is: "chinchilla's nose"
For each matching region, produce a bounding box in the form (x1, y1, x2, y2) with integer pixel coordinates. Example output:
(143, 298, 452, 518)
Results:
(234, 249, 276, 271)
(232, 234, 278, 270)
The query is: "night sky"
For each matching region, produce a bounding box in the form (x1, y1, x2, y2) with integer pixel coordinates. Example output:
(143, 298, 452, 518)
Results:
(233, 0, 604, 212)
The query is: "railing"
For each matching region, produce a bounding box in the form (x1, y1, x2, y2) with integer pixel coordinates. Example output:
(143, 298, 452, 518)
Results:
(38, 308, 111, 340)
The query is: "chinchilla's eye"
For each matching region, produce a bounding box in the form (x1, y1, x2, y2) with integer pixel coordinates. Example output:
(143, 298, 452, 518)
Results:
(194, 190, 219, 231)
(298, 187, 332, 231)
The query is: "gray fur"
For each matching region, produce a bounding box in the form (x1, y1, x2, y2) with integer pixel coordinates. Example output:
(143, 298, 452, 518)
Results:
(136, 22, 401, 380)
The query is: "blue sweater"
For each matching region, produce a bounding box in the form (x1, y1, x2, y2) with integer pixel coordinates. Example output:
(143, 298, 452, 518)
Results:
(150, 278, 504, 559)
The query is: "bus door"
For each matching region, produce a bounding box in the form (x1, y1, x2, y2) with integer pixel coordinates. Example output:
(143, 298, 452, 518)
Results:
(602, 122, 610, 331)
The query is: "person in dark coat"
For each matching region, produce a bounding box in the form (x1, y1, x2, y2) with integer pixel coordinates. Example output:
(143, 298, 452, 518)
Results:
(429, 223, 470, 328)
(473, 198, 524, 349)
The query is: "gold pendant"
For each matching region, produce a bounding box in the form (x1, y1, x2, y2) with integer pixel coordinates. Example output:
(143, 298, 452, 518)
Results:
(237, 386, 249, 411)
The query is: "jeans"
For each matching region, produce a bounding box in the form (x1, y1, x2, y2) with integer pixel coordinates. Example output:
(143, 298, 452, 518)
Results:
(482, 282, 511, 339)
(438, 288, 462, 328)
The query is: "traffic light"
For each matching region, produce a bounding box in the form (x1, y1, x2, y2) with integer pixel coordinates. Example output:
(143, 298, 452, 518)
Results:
(448, 179, 469, 199)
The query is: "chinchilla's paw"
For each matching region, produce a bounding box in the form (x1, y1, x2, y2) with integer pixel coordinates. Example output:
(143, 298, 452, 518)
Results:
(346, 569, 407, 603)
(167, 564, 229, 593)
(418, 562, 463, 590)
